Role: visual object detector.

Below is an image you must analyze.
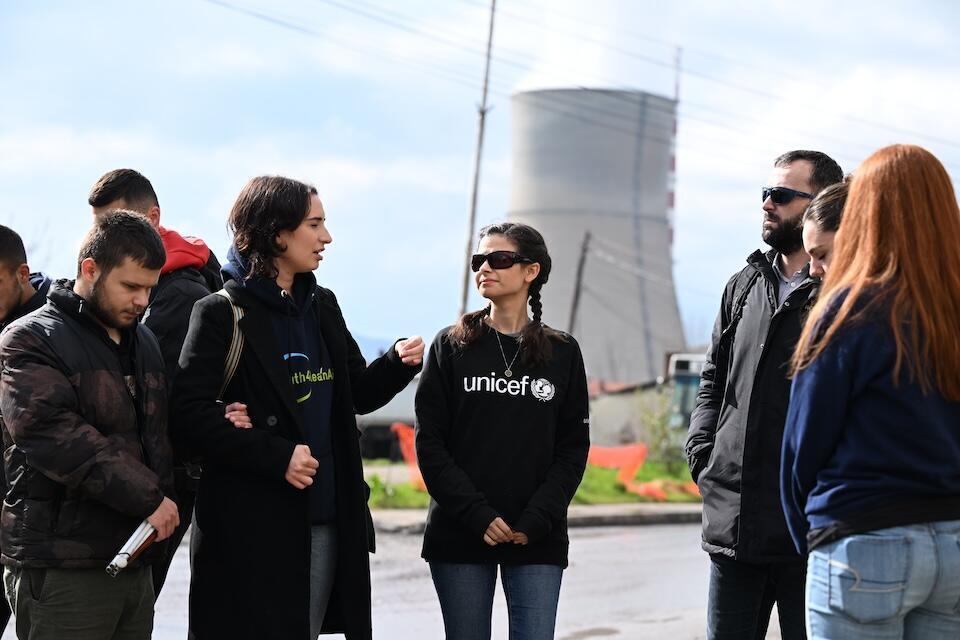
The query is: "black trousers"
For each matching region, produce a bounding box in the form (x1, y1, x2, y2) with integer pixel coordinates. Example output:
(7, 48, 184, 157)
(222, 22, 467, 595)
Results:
(707, 553, 807, 640)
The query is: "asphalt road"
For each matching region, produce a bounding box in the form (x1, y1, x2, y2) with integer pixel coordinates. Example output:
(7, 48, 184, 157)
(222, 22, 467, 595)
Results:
(3, 523, 786, 639)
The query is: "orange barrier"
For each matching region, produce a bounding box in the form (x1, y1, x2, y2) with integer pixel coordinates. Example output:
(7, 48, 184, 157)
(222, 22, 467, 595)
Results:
(390, 422, 426, 490)
(587, 443, 668, 500)
(587, 443, 648, 489)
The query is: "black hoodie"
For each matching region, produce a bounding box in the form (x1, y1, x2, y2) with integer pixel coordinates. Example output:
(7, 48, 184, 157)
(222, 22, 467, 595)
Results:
(222, 248, 336, 523)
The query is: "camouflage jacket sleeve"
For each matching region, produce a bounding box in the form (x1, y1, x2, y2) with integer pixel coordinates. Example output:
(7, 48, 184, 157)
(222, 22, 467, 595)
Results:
(0, 325, 164, 520)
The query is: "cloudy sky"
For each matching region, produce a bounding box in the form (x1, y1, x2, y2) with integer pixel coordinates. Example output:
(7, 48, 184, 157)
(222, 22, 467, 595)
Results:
(2, 0, 959, 349)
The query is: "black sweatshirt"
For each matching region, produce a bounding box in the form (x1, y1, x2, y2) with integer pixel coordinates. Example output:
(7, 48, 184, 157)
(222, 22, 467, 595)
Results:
(415, 325, 590, 567)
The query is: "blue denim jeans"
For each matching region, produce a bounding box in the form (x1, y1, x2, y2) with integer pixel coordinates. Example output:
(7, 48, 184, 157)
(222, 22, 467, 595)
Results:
(309, 524, 337, 640)
(429, 563, 563, 640)
(807, 520, 960, 639)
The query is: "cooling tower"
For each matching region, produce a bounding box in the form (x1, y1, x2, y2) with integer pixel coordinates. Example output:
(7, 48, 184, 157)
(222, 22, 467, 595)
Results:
(508, 89, 686, 383)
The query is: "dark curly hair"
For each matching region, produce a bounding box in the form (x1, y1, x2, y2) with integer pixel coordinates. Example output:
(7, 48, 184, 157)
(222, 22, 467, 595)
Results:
(228, 176, 318, 279)
(449, 221, 567, 367)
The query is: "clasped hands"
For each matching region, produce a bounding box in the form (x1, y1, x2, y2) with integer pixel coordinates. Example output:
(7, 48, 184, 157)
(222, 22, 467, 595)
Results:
(484, 517, 529, 547)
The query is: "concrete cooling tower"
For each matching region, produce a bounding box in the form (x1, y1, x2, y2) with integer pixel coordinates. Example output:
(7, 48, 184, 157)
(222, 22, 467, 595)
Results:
(508, 88, 686, 383)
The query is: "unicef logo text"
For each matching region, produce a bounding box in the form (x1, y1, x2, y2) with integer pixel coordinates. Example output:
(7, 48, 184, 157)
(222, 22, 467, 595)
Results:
(463, 373, 555, 402)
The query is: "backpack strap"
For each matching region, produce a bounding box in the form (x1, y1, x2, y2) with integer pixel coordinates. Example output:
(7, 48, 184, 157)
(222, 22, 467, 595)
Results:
(718, 268, 761, 348)
(214, 289, 245, 401)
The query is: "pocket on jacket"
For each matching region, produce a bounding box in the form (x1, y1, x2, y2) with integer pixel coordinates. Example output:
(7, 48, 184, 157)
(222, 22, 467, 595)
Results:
(827, 534, 910, 623)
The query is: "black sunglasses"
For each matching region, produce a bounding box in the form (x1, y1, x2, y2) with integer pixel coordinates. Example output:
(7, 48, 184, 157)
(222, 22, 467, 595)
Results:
(762, 186, 814, 205)
(471, 251, 533, 272)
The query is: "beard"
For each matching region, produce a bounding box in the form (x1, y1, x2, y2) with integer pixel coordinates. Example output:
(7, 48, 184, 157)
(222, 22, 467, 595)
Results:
(762, 214, 804, 254)
(88, 280, 140, 330)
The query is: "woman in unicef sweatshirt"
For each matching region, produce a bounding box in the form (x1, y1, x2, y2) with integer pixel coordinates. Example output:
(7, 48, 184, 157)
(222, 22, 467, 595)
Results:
(415, 222, 590, 640)
(781, 145, 960, 639)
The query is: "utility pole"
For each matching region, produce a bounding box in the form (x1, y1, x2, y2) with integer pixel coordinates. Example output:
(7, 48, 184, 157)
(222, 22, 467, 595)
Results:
(568, 230, 591, 335)
(458, 0, 497, 316)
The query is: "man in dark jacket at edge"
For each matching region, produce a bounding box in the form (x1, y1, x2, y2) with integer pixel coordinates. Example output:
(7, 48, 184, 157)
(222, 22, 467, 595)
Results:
(685, 150, 843, 640)
(0, 212, 179, 639)
(0, 225, 53, 633)
(89, 168, 222, 596)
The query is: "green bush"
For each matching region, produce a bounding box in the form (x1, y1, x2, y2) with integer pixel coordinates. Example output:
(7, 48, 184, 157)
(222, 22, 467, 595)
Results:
(366, 473, 430, 509)
(366, 461, 698, 509)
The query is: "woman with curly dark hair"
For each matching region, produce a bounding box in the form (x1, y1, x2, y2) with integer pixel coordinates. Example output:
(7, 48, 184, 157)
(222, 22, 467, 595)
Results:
(172, 176, 423, 639)
(415, 222, 590, 639)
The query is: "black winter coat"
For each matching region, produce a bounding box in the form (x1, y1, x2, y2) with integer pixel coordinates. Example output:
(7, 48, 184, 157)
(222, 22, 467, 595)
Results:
(172, 279, 418, 640)
(0, 281, 174, 569)
(685, 250, 818, 563)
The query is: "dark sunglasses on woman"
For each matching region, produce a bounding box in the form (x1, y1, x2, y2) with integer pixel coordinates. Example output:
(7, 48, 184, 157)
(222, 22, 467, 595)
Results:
(762, 186, 814, 205)
(471, 250, 534, 272)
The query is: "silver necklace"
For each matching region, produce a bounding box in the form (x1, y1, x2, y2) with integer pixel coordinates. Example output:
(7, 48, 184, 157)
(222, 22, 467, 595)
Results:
(493, 328, 521, 377)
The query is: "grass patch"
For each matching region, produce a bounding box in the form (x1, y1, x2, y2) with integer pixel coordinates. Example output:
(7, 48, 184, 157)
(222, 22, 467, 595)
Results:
(366, 474, 430, 509)
(367, 462, 699, 508)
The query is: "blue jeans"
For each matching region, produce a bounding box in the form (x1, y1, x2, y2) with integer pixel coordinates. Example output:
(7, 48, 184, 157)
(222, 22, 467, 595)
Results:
(309, 525, 337, 640)
(429, 563, 563, 640)
(707, 554, 807, 640)
(807, 520, 960, 639)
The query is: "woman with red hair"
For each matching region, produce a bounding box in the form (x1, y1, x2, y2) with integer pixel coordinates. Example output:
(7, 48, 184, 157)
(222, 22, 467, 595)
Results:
(782, 144, 960, 638)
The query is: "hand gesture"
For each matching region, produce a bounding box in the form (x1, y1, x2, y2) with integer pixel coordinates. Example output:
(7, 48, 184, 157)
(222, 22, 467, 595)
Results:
(395, 335, 425, 366)
(224, 402, 251, 429)
(147, 497, 180, 541)
(511, 531, 529, 545)
(483, 516, 514, 547)
(285, 444, 319, 490)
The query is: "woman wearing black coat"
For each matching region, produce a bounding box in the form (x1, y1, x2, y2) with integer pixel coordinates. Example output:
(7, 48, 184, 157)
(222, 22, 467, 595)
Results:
(172, 176, 423, 639)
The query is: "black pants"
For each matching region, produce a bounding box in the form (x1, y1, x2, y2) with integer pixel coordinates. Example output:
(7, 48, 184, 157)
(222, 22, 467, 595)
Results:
(152, 481, 196, 598)
(707, 554, 806, 640)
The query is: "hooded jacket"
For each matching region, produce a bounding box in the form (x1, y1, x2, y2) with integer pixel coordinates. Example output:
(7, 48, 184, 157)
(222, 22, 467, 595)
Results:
(686, 250, 818, 563)
(143, 227, 222, 383)
(221, 249, 337, 523)
(0, 280, 174, 569)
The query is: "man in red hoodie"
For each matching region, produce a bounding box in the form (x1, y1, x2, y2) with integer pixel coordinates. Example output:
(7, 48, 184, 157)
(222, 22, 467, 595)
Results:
(89, 169, 223, 597)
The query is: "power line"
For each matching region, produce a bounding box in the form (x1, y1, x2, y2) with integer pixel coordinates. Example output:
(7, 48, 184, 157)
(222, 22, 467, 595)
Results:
(202, 0, 951, 177)
(306, 0, 959, 171)
(497, 0, 960, 151)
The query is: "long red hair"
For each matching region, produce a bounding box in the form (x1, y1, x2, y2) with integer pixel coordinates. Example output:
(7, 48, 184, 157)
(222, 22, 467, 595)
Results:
(793, 144, 960, 400)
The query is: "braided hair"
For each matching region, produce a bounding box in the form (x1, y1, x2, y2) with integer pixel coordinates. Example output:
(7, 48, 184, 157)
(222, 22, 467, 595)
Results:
(448, 222, 567, 367)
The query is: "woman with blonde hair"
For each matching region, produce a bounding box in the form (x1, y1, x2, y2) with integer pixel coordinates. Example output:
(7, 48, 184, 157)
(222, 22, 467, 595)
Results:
(781, 144, 960, 638)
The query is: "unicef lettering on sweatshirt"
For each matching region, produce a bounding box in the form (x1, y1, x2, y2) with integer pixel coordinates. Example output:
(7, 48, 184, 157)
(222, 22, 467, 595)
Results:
(284, 352, 334, 403)
(463, 372, 556, 402)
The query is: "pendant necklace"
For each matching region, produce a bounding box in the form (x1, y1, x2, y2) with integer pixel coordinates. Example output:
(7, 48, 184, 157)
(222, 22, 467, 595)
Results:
(493, 327, 521, 378)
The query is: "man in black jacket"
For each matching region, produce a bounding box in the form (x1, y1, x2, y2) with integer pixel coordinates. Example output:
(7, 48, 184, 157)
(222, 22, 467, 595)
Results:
(0, 225, 53, 634)
(0, 212, 178, 639)
(685, 150, 843, 640)
(88, 168, 222, 596)
(0, 225, 52, 333)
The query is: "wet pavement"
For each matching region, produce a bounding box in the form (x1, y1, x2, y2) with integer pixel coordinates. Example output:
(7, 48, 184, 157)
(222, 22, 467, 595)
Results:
(3, 523, 787, 639)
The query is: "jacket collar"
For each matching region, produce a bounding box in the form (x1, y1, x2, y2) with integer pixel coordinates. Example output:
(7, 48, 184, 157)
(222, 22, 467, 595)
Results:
(47, 279, 137, 347)
(747, 249, 818, 289)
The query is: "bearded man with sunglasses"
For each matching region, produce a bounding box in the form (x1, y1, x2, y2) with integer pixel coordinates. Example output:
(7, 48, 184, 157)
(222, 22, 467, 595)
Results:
(685, 150, 843, 640)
